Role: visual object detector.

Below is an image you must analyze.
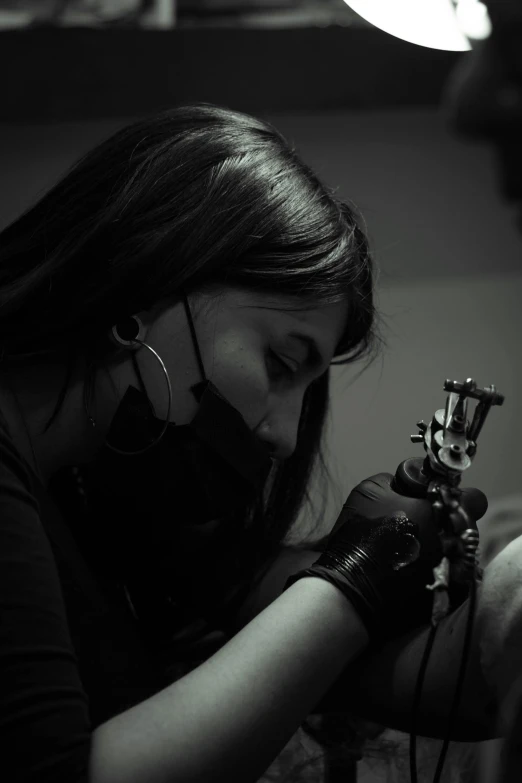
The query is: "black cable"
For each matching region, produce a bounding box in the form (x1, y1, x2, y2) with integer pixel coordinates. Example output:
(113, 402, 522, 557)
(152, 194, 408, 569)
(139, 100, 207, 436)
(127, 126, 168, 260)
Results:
(409, 622, 439, 783)
(432, 575, 478, 783)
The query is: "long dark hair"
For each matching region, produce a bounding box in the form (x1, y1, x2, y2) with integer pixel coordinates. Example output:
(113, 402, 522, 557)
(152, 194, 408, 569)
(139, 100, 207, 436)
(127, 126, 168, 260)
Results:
(0, 101, 383, 770)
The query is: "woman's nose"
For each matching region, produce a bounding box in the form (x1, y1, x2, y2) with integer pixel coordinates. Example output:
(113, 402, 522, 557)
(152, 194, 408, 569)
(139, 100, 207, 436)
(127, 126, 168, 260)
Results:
(256, 414, 300, 462)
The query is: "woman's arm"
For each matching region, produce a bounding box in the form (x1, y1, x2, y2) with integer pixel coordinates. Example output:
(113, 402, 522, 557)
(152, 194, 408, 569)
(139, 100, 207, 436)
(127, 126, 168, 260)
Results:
(90, 577, 369, 783)
(231, 545, 499, 742)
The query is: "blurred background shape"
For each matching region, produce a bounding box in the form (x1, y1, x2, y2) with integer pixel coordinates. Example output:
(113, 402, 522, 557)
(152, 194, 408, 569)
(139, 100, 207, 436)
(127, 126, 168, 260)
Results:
(0, 1, 372, 30)
(0, 0, 461, 122)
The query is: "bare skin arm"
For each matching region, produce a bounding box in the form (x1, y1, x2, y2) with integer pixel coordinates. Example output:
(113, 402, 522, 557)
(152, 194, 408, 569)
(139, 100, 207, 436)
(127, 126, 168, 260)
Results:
(475, 533, 522, 730)
(231, 545, 500, 742)
(89, 577, 369, 783)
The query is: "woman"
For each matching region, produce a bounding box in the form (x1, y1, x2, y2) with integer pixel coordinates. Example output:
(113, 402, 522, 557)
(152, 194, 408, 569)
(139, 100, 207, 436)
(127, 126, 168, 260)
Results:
(0, 103, 493, 783)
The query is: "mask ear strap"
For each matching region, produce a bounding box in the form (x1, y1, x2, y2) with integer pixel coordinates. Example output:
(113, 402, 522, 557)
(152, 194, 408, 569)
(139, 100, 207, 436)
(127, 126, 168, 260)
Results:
(181, 288, 206, 384)
(131, 351, 148, 397)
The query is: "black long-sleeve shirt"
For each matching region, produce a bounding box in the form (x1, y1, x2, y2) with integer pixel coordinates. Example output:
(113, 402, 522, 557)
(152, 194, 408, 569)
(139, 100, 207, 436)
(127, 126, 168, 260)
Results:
(0, 409, 257, 782)
(0, 410, 95, 780)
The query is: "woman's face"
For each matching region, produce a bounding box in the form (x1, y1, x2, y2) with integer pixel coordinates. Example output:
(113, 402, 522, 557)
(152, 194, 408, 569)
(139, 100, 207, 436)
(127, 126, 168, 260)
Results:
(101, 286, 350, 461)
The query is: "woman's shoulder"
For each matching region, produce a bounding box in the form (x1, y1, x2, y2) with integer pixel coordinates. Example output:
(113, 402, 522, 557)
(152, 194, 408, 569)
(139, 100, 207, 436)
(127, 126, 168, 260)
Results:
(0, 402, 93, 777)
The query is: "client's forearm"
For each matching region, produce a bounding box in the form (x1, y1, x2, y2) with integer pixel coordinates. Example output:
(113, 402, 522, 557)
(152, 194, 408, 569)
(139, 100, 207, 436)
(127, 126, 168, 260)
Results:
(311, 601, 498, 742)
(475, 533, 522, 730)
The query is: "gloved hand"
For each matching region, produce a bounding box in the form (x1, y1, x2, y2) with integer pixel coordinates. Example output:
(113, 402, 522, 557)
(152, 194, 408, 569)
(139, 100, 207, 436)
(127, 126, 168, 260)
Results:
(285, 465, 488, 643)
(339, 468, 487, 635)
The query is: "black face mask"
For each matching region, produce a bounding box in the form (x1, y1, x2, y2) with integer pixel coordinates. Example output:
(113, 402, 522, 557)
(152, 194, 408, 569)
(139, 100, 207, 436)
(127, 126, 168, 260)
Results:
(70, 292, 276, 647)
(91, 290, 274, 529)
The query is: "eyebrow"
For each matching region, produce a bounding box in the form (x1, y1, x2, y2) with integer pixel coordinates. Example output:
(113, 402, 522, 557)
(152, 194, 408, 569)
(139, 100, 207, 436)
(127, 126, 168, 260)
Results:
(286, 332, 326, 370)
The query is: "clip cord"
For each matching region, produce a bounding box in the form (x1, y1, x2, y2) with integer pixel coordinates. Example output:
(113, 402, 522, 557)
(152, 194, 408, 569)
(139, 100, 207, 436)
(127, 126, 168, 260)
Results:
(432, 578, 477, 782)
(409, 379, 503, 782)
(409, 503, 479, 783)
(409, 624, 438, 783)
(409, 580, 477, 783)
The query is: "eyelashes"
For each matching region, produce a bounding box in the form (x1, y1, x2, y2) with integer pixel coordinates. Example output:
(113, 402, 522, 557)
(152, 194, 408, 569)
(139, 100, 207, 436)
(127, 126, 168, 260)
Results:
(268, 349, 298, 379)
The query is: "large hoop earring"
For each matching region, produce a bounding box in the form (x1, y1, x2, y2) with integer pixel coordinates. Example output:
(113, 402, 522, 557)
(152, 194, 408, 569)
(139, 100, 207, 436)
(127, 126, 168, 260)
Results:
(85, 316, 173, 455)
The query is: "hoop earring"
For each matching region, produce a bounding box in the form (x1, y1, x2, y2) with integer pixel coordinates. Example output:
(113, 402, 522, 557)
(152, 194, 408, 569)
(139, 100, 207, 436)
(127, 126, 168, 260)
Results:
(84, 316, 173, 455)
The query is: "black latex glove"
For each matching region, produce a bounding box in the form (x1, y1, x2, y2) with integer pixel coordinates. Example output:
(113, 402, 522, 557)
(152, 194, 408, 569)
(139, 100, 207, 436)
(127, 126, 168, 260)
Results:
(285, 467, 487, 643)
(334, 469, 487, 639)
(285, 507, 424, 642)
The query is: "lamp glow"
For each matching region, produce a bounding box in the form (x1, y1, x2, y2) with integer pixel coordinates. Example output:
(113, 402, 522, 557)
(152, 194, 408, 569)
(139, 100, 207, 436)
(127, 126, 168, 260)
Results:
(455, 0, 492, 41)
(343, 0, 473, 51)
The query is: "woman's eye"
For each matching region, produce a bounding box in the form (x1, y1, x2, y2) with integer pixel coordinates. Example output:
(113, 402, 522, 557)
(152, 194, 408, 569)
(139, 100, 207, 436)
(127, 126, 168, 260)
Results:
(268, 349, 298, 379)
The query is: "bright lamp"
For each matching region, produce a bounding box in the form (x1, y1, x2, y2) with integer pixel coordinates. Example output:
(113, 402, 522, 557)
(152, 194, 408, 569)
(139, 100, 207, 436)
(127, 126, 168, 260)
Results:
(342, 0, 492, 51)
